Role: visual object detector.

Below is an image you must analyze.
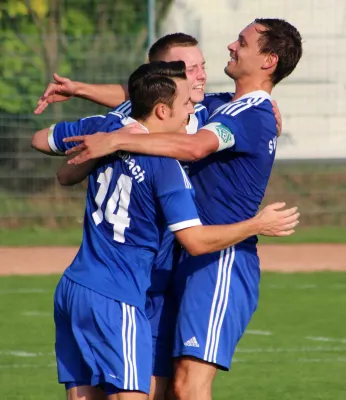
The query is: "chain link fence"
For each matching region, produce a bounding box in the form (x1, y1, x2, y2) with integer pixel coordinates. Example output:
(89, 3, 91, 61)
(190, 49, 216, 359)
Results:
(1, 0, 345, 228)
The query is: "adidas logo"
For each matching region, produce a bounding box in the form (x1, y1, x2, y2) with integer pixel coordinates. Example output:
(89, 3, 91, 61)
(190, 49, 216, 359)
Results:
(184, 336, 200, 347)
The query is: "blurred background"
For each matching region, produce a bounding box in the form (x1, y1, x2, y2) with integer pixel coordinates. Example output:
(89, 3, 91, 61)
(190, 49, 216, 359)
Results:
(0, 3, 345, 400)
(0, 0, 345, 240)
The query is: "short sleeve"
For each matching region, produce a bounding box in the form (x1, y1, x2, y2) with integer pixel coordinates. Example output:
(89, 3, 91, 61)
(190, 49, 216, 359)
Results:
(48, 115, 107, 154)
(202, 99, 271, 153)
(201, 92, 234, 115)
(153, 158, 201, 231)
(111, 100, 132, 116)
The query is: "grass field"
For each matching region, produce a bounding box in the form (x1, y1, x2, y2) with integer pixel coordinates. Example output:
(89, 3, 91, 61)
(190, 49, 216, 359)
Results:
(1, 225, 346, 246)
(0, 272, 345, 399)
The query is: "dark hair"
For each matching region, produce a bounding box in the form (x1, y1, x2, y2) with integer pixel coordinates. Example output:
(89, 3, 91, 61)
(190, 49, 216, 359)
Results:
(148, 33, 198, 62)
(254, 18, 303, 85)
(128, 61, 187, 120)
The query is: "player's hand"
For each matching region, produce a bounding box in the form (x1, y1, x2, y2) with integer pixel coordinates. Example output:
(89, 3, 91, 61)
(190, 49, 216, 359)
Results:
(64, 124, 148, 164)
(272, 100, 282, 136)
(34, 73, 77, 115)
(63, 133, 115, 164)
(256, 202, 299, 236)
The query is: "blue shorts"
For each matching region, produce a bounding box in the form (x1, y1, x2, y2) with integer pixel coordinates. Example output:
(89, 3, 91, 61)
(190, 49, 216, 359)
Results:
(146, 290, 177, 377)
(54, 275, 152, 394)
(173, 246, 260, 370)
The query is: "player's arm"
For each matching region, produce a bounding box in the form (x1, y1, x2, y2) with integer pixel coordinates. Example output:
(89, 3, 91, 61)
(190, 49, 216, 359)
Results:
(74, 83, 128, 108)
(31, 125, 60, 155)
(34, 73, 129, 114)
(57, 155, 97, 186)
(155, 159, 299, 257)
(63, 127, 222, 164)
(174, 203, 298, 256)
(63, 105, 274, 165)
(31, 115, 107, 156)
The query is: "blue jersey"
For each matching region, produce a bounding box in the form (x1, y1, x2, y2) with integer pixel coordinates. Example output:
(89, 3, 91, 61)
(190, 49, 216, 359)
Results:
(202, 92, 234, 115)
(47, 101, 208, 295)
(190, 90, 277, 248)
(51, 113, 201, 308)
(48, 101, 208, 153)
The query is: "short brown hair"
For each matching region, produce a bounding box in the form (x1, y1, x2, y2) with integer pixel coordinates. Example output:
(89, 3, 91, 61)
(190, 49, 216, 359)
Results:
(255, 18, 303, 85)
(128, 61, 187, 120)
(148, 33, 198, 62)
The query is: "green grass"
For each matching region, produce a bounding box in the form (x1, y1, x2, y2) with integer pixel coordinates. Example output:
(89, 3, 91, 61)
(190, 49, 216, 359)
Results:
(0, 225, 345, 246)
(0, 272, 345, 399)
(258, 226, 346, 244)
(0, 226, 83, 246)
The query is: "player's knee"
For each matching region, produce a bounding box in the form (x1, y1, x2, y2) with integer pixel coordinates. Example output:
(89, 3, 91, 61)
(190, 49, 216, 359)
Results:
(173, 357, 214, 400)
(172, 376, 188, 400)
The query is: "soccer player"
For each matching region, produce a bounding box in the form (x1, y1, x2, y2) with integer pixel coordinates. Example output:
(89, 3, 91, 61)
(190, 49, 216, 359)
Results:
(34, 33, 209, 125)
(32, 35, 210, 400)
(50, 61, 298, 400)
(32, 33, 280, 400)
(32, 33, 281, 400)
(62, 19, 303, 400)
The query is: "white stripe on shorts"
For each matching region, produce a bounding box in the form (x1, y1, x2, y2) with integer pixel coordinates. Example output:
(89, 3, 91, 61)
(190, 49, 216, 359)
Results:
(122, 303, 139, 390)
(203, 246, 235, 363)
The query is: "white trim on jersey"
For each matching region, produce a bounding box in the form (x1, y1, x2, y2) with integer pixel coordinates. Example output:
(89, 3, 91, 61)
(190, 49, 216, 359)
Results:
(203, 246, 235, 364)
(115, 101, 132, 115)
(168, 218, 202, 232)
(47, 124, 65, 155)
(121, 116, 149, 133)
(236, 90, 271, 102)
(204, 91, 234, 98)
(186, 113, 199, 134)
(108, 111, 127, 119)
(194, 104, 206, 112)
(210, 97, 267, 119)
(230, 97, 266, 116)
(80, 114, 106, 121)
(176, 160, 192, 188)
(121, 303, 139, 391)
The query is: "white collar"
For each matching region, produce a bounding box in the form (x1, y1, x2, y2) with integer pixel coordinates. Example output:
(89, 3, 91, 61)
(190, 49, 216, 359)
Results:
(236, 90, 272, 101)
(121, 116, 149, 133)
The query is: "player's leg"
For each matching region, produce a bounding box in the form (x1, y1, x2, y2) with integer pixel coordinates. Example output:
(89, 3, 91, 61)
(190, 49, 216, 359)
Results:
(172, 247, 260, 400)
(66, 385, 106, 400)
(107, 392, 148, 400)
(149, 376, 168, 400)
(173, 357, 216, 400)
(164, 380, 176, 400)
(57, 276, 152, 399)
(146, 291, 177, 400)
(55, 276, 103, 399)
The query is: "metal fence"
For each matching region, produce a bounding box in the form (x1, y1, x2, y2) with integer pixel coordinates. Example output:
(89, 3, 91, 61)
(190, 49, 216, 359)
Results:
(0, 0, 345, 227)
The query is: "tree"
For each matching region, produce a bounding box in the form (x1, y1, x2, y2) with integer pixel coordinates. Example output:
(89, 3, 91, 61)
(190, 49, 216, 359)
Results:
(0, 0, 172, 190)
(0, 0, 173, 115)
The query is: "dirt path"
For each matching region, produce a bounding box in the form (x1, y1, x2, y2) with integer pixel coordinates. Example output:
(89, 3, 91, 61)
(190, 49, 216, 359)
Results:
(1, 244, 346, 276)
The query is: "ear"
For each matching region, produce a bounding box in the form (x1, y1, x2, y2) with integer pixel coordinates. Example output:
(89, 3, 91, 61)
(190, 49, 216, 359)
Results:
(154, 103, 169, 120)
(262, 53, 278, 70)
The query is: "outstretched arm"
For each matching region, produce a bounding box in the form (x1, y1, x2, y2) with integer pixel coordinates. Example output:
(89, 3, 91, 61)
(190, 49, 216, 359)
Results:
(63, 127, 221, 164)
(31, 127, 58, 155)
(174, 203, 299, 256)
(34, 73, 129, 114)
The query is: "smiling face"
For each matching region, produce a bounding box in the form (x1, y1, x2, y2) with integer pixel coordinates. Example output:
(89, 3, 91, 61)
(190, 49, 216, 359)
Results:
(225, 22, 271, 82)
(161, 46, 207, 104)
(165, 78, 195, 132)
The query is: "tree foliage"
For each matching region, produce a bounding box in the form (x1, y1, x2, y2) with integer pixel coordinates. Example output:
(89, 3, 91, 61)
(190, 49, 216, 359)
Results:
(0, 0, 172, 115)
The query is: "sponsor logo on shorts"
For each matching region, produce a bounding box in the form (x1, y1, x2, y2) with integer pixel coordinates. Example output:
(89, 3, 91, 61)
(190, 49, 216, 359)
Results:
(184, 336, 200, 348)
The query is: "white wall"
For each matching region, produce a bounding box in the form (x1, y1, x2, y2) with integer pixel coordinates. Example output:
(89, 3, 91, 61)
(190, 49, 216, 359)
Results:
(161, 0, 346, 159)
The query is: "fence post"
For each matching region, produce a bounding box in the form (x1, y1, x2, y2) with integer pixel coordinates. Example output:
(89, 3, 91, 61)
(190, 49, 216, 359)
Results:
(148, 0, 156, 49)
